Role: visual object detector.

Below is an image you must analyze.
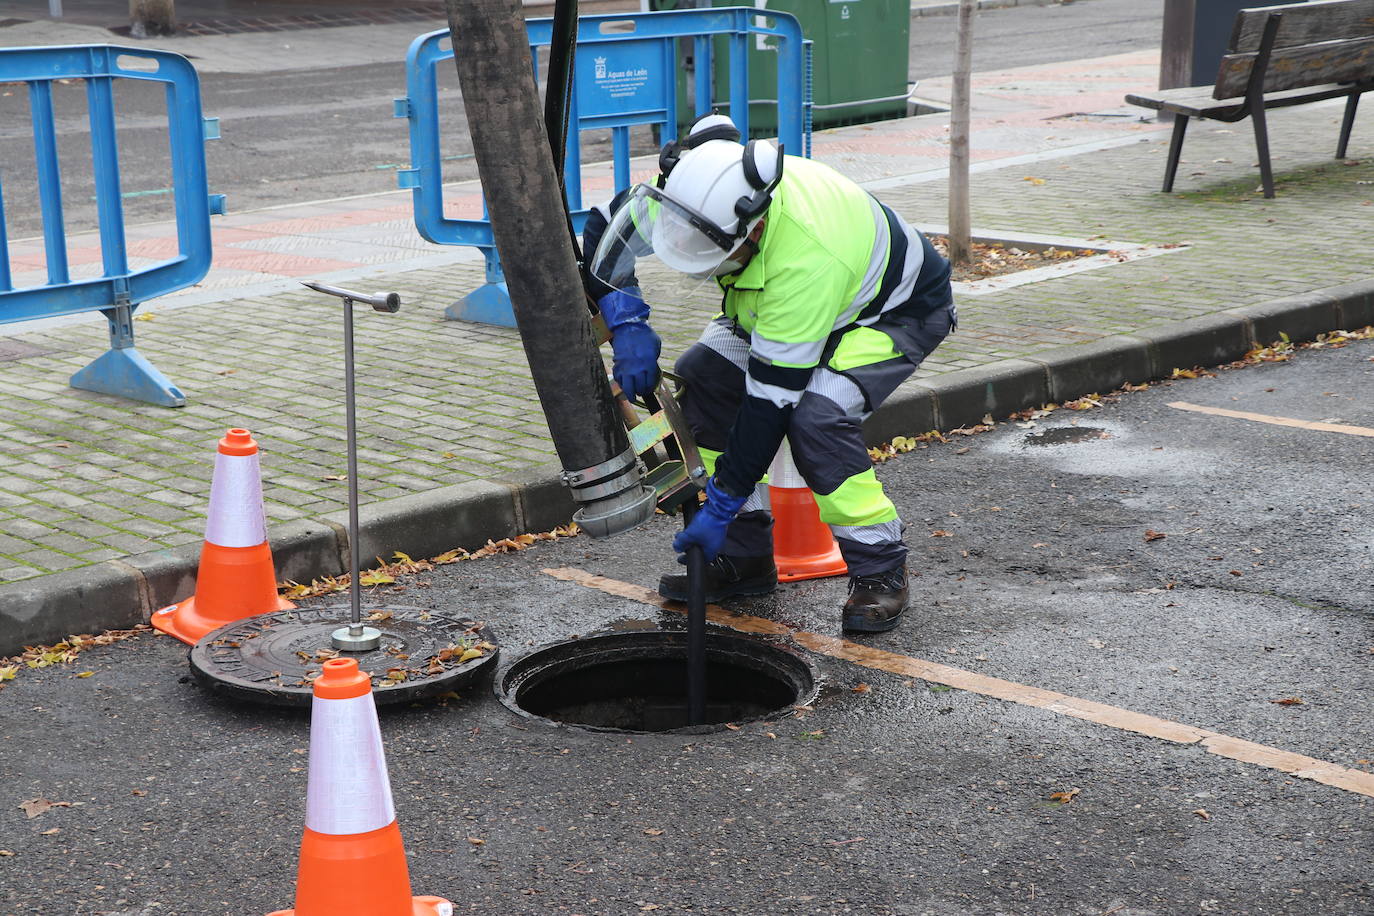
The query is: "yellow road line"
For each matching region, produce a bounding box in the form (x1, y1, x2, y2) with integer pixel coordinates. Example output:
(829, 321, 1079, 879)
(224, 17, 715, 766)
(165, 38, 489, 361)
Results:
(1168, 401, 1374, 437)
(543, 566, 1374, 799)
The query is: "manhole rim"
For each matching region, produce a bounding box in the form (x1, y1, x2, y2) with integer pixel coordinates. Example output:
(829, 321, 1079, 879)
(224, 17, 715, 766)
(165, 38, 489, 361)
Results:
(494, 628, 821, 735)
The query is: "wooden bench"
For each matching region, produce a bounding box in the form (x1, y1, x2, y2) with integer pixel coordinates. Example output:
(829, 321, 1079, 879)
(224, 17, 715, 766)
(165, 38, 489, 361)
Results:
(1126, 0, 1374, 198)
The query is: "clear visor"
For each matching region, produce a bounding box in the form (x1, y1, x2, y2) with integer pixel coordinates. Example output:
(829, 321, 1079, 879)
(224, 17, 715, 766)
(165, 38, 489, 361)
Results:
(589, 184, 738, 292)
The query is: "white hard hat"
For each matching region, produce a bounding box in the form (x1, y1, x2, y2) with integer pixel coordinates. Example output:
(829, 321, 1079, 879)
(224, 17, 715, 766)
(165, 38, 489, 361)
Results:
(651, 138, 783, 276)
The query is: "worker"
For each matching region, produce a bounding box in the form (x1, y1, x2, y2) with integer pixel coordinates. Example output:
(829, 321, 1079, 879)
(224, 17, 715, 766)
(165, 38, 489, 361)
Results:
(584, 114, 954, 634)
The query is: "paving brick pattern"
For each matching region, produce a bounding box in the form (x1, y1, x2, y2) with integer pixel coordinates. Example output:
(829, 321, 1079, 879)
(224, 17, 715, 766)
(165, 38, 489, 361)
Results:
(1, 75, 1371, 580)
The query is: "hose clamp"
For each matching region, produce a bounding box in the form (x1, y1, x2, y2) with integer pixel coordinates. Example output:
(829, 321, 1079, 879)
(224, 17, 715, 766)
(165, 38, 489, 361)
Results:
(560, 447, 638, 490)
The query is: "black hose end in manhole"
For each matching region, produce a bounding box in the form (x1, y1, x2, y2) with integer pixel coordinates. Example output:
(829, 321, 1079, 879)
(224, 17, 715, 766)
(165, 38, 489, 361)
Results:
(495, 630, 819, 734)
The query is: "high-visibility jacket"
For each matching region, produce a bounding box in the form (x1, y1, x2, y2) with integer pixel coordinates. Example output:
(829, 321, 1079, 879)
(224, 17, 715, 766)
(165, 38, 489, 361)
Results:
(710, 155, 951, 499)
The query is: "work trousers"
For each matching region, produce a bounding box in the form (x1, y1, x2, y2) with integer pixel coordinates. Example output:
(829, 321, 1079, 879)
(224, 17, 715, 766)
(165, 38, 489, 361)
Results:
(676, 302, 955, 578)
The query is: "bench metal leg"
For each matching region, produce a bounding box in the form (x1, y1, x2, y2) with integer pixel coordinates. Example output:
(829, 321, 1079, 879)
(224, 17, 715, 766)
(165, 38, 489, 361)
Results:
(1251, 105, 1275, 199)
(1163, 114, 1188, 193)
(1337, 93, 1360, 160)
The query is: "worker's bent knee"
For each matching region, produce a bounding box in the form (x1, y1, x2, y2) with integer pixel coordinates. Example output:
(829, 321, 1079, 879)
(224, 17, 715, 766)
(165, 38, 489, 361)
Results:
(676, 344, 746, 452)
(790, 392, 870, 495)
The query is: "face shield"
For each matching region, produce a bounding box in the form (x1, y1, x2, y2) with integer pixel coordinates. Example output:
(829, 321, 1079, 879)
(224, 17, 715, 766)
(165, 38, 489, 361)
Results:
(589, 183, 743, 294)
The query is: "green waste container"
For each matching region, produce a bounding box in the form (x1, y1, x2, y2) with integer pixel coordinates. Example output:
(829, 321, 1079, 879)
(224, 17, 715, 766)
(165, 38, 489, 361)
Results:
(714, 0, 910, 136)
(648, 0, 910, 138)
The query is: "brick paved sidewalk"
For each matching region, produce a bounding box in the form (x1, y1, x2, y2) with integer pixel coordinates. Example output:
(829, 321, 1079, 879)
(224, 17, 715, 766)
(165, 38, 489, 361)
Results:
(2, 94, 1370, 587)
(2, 14, 1373, 600)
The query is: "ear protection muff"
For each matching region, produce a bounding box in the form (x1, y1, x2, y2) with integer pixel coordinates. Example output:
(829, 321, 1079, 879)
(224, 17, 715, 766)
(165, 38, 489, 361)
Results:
(734, 140, 784, 224)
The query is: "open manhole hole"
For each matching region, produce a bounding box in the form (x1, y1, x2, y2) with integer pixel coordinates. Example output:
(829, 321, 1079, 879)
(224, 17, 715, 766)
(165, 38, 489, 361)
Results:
(496, 630, 819, 734)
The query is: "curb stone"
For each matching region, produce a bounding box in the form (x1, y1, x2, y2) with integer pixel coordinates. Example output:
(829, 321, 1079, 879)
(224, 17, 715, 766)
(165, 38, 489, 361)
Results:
(3, 278, 1372, 656)
(0, 561, 145, 655)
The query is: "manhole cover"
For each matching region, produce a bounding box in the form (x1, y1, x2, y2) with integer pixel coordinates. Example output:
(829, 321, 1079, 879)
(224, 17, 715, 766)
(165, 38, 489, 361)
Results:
(189, 605, 497, 707)
(1025, 426, 1113, 446)
(496, 630, 819, 734)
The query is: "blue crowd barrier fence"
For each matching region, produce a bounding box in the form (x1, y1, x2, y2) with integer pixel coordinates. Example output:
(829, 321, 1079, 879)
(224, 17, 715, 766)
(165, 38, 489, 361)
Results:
(396, 8, 809, 327)
(0, 44, 223, 407)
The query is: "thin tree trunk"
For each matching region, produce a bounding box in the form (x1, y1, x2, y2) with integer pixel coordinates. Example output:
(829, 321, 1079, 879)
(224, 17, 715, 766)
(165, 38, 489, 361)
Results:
(129, 0, 175, 38)
(947, 0, 975, 266)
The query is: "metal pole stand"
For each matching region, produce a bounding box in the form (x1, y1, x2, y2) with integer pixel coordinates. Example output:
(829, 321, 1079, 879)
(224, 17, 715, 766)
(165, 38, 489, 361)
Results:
(305, 281, 401, 652)
(185, 281, 500, 707)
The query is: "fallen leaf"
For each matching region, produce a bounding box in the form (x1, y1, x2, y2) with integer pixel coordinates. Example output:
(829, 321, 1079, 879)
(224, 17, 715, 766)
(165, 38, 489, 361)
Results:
(643, 828, 664, 836)
(1022, 176, 1046, 185)
(851, 683, 872, 694)
(1270, 697, 1303, 706)
(1048, 788, 1080, 804)
(40, 828, 59, 835)
(1229, 570, 1243, 577)
(320, 474, 347, 481)
(75, 671, 94, 678)
(1194, 808, 1211, 820)
(20, 798, 71, 818)
(466, 837, 485, 846)
(930, 529, 953, 538)
(1144, 529, 1166, 542)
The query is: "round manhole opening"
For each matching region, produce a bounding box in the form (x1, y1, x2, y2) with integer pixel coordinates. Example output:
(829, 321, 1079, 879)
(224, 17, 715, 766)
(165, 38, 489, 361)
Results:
(495, 630, 819, 734)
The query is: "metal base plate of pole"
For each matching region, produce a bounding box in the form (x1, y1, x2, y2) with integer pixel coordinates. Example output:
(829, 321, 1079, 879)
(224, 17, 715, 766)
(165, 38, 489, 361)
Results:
(189, 605, 498, 707)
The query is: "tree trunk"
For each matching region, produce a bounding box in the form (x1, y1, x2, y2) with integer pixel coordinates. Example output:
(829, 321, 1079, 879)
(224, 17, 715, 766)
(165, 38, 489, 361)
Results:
(441, 0, 632, 479)
(947, 0, 975, 266)
(129, 0, 175, 38)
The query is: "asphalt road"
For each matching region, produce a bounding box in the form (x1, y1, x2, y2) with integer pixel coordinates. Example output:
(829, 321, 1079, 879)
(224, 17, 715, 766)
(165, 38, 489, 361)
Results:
(0, 0, 1162, 238)
(2, 334, 1369, 916)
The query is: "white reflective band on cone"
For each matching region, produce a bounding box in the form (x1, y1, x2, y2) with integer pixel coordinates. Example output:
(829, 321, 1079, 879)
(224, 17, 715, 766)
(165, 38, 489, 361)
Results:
(204, 452, 269, 548)
(305, 694, 396, 835)
(768, 438, 806, 490)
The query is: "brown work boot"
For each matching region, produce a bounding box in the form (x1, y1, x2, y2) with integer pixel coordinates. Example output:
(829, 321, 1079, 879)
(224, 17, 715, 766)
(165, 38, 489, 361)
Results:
(658, 554, 778, 604)
(842, 567, 909, 633)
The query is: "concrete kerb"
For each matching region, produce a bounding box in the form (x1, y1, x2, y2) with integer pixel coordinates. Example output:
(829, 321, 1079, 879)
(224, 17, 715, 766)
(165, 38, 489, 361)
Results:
(4, 278, 1373, 656)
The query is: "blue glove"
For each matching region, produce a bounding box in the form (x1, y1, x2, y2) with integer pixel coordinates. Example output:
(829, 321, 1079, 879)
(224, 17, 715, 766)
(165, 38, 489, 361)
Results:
(598, 289, 661, 402)
(673, 476, 749, 564)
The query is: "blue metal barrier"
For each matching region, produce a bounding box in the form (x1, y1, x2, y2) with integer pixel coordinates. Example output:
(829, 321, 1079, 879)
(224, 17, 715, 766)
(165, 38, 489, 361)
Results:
(0, 44, 223, 407)
(396, 8, 808, 327)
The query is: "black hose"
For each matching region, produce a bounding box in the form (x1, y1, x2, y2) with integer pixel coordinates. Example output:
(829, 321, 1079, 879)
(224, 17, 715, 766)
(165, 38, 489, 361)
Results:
(545, 0, 578, 190)
(682, 502, 707, 726)
(545, 0, 585, 263)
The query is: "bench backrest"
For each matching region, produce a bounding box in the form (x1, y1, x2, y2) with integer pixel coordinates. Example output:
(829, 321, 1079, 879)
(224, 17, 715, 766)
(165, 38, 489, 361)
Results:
(1213, 0, 1374, 99)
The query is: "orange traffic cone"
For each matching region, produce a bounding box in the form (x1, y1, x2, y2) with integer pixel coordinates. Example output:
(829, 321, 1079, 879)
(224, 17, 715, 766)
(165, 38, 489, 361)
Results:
(268, 658, 453, 916)
(151, 428, 293, 644)
(769, 438, 847, 582)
